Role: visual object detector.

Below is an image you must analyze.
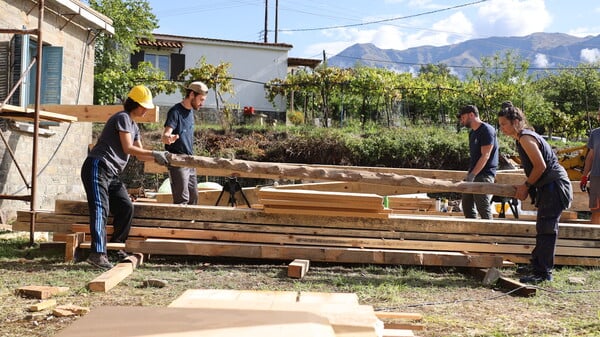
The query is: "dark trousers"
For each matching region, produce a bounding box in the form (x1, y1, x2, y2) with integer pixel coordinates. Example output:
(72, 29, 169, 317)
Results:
(81, 157, 133, 254)
(531, 182, 563, 276)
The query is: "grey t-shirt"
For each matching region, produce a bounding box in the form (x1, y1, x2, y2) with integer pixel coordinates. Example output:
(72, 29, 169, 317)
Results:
(588, 127, 600, 177)
(88, 111, 140, 175)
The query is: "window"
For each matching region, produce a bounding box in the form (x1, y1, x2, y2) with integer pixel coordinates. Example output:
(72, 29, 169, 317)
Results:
(144, 53, 170, 79)
(4, 34, 63, 106)
(131, 51, 185, 81)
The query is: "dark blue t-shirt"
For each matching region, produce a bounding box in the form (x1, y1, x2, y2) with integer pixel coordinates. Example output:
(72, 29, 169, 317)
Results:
(469, 122, 498, 176)
(164, 103, 195, 155)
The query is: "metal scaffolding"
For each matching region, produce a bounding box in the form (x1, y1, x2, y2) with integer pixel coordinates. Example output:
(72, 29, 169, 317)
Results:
(0, 0, 46, 245)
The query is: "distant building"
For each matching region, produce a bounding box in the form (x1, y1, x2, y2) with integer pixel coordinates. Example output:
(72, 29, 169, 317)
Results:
(0, 0, 113, 222)
(133, 34, 320, 122)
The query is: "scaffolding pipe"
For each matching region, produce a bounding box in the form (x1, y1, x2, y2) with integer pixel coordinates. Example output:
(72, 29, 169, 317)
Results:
(0, 58, 38, 188)
(29, 0, 45, 246)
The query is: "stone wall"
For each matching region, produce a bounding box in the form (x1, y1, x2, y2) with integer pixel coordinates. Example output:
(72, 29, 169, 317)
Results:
(0, 0, 97, 223)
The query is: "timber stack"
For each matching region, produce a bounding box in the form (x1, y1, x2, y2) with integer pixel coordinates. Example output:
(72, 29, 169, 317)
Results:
(12, 156, 600, 268)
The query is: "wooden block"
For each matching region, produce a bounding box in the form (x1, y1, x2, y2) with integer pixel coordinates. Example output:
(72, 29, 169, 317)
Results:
(28, 299, 57, 312)
(288, 259, 310, 279)
(384, 322, 425, 331)
(375, 312, 423, 321)
(16, 286, 69, 299)
(87, 263, 134, 293)
(64, 232, 85, 262)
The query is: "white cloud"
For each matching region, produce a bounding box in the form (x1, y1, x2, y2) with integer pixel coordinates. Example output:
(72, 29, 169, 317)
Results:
(533, 53, 550, 68)
(303, 0, 553, 58)
(568, 27, 600, 38)
(581, 48, 600, 63)
(475, 0, 551, 37)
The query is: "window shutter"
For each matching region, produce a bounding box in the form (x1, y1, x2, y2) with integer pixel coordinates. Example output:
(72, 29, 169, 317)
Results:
(9, 34, 24, 105)
(170, 53, 185, 80)
(131, 50, 144, 68)
(0, 41, 9, 102)
(40, 46, 62, 104)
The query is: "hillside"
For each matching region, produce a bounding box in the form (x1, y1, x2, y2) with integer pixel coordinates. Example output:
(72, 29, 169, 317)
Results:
(328, 32, 600, 77)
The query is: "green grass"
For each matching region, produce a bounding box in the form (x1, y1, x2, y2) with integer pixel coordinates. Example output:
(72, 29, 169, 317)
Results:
(1, 235, 599, 337)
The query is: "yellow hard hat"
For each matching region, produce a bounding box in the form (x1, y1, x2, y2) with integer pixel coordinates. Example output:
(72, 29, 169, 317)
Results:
(127, 85, 154, 109)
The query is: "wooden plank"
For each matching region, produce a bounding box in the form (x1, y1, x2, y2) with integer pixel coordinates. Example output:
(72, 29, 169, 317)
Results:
(53, 232, 85, 262)
(87, 263, 134, 293)
(264, 205, 391, 218)
(38, 104, 159, 123)
(469, 268, 537, 297)
(53, 200, 600, 240)
(79, 242, 126, 250)
(259, 197, 384, 210)
(15, 286, 69, 299)
(126, 238, 503, 268)
(288, 259, 310, 279)
(28, 299, 57, 312)
(0, 103, 77, 122)
(166, 154, 518, 197)
(53, 306, 337, 337)
(168, 289, 380, 337)
(258, 188, 385, 205)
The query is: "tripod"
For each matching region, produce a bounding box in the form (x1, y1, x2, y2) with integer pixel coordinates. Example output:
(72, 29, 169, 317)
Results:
(215, 177, 251, 207)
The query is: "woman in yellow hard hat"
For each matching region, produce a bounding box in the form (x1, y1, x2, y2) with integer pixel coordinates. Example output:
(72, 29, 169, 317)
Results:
(80, 85, 170, 270)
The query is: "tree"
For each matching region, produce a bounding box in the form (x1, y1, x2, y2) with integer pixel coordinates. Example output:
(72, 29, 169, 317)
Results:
(89, 0, 176, 104)
(178, 57, 235, 129)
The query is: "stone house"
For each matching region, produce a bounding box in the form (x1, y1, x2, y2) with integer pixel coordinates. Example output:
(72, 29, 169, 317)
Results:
(0, 0, 113, 223)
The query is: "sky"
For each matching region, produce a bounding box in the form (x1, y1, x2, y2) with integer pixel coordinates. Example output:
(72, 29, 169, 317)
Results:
(146, 0, 600, 63)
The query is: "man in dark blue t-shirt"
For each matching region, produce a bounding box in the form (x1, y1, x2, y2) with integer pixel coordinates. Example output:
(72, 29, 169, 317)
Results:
(457, 105, 499, 220)
(161, 81, 208, 205)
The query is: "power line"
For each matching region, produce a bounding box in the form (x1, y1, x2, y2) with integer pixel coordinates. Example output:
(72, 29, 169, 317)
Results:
(331, 53, 600, 72)
(272, 0, 489, 33)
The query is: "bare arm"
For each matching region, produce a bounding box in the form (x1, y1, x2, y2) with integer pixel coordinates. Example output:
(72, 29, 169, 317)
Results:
(469, 144, 493, 176)
(161, 126, 179, 144)
(119, 131, 155, 162)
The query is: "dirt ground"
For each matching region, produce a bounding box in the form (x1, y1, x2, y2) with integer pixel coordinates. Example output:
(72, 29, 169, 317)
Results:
(1, 234, 599, 337)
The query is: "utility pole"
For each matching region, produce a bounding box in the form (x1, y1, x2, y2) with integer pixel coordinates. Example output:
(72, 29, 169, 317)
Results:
(264, 0, 268, 43)
(274, 0, 279, 43)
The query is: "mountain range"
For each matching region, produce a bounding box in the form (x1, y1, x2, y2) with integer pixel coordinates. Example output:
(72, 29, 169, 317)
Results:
(328, 32, 600, 77)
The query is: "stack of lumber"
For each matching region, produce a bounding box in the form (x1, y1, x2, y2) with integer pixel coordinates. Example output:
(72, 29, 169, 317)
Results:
(257, 188, 392, 218)
(14, 198, 600, 268)
(54, 289, 422, 337)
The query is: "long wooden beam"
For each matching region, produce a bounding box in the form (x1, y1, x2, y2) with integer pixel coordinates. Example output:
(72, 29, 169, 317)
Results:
(167, 154, 517, 197)
(126, 238, 504, 268)
(38, 104, 159, 123)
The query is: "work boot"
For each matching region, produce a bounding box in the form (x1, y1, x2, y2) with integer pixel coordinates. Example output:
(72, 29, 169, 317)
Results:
(519, 273, 552, 285)
(86, 252, 114, 270)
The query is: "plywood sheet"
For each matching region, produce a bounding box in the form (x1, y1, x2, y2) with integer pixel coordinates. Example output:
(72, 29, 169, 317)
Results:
(54, 306, 336, 337)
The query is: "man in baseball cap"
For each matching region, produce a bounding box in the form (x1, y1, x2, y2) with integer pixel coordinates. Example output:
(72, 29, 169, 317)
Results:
(457, 104, 499, 220)
(160, 81, 209, 205)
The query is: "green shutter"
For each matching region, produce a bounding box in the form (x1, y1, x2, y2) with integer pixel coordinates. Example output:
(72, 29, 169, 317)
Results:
(41, 46, 62, 104)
